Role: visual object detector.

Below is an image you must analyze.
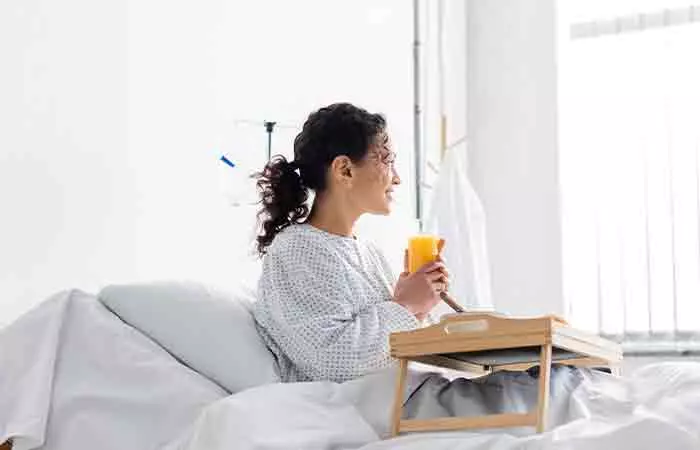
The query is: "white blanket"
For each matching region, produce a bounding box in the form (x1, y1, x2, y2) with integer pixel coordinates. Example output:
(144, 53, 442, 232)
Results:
(0, 290, 226, 450)
(3, 292, 700, 450)
(168, 363, 700, 450)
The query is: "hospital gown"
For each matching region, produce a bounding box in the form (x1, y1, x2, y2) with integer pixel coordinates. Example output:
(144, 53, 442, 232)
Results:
(254, 223, 419, 383)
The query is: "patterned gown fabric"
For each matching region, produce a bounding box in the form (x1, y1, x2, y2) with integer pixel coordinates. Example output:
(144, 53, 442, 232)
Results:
(253, 223, 419, 383)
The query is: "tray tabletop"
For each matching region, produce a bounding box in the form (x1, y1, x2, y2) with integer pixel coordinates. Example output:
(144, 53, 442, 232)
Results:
(390, 312, 622, 370)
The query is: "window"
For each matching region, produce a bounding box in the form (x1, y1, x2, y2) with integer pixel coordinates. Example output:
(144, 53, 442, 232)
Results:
(559, 4, 700, 350)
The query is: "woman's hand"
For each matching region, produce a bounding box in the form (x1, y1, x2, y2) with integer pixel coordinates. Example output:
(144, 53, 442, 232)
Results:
(393, 248, 450, 319)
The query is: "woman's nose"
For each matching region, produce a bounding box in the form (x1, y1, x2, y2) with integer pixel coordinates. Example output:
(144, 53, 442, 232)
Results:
(392, 167, 401, 185)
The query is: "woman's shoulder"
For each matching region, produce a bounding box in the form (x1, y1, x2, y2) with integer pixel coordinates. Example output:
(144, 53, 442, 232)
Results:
(266, 224, 335, 260)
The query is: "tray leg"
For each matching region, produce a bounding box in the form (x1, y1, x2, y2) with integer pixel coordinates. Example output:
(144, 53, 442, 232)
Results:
(390, 358, 409, 437)
(535, 343, 552, 433)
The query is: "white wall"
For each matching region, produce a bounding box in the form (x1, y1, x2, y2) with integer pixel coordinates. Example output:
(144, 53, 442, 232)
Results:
(0, 0, 134, 325)
(0, 0, 417, 325)
(466, 0, 564, 316)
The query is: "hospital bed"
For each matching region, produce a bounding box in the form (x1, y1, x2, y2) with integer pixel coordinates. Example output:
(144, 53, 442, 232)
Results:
(1, 282, 700, 450)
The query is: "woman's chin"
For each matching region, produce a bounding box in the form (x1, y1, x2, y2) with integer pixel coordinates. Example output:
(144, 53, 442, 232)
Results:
(377, 203, 393, 215)
(362, 197, 394, 216)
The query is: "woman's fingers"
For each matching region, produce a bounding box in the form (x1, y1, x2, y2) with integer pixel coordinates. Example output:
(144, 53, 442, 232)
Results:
(421, 260, 449, 276)
(431, 280, 448, 293)
(425, 270, 446, 282)
(415, 258, 451, 294)
(403, 249, 409, 273)
(423, 265, 449, 280)
(418, 261, 445, 274)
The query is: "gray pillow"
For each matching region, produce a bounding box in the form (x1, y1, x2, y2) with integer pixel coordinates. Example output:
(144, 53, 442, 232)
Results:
(98, 281, 280, 393)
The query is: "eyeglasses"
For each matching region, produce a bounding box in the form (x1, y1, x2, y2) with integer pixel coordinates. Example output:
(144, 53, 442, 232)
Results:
(370, 150, 396, 167)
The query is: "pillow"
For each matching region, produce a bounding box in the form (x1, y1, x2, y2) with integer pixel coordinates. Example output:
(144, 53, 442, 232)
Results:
(98, 281, 280, 393)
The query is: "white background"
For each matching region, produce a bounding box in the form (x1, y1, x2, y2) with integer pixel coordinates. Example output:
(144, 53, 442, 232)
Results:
(0, 0, 420, 325)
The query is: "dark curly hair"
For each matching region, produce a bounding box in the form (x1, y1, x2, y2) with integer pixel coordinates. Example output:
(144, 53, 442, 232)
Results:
(253, 103, 386, 256)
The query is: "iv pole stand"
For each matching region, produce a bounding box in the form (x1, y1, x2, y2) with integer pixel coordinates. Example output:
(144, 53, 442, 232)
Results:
(413, 0, 423, 230)
(264, 121, 276, 161)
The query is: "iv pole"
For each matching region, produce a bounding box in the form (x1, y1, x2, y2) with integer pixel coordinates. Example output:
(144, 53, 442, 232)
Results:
(264, 121, 276, 161)
(233, 119, 298, 162)
(413, 0, 423, 230)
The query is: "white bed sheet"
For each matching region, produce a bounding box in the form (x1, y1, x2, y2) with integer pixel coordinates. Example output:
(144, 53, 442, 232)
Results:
(168, 362, 700, 450)
(0, 290, 227, 450)
(3, 290, 700, 450)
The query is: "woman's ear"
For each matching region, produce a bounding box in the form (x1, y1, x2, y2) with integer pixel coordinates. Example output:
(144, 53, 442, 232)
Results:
(330, 155, 354, 185)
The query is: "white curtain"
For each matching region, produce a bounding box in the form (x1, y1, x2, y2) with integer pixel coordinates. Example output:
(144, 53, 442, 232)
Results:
(560, 13, 700, 336)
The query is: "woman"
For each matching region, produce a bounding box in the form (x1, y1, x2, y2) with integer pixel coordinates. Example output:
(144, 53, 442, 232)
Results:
(252, 103, 584, 422)
(252, 103, 447, 383)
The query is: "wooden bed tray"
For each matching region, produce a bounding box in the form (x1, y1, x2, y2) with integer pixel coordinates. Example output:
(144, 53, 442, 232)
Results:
(389, 312, 622, 436)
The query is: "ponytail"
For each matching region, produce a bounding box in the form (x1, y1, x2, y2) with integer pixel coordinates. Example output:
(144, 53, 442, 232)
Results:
(254, 155, 309, 256)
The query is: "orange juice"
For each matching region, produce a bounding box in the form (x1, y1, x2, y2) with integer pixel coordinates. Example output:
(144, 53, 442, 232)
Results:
(408, 235, 441, 273)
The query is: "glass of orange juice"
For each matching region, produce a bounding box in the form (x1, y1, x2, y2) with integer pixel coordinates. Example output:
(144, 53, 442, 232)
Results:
(407, 234, 441, 273)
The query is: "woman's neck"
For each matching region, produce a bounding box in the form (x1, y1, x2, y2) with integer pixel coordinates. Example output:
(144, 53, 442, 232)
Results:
(307, 193, 359, 238)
